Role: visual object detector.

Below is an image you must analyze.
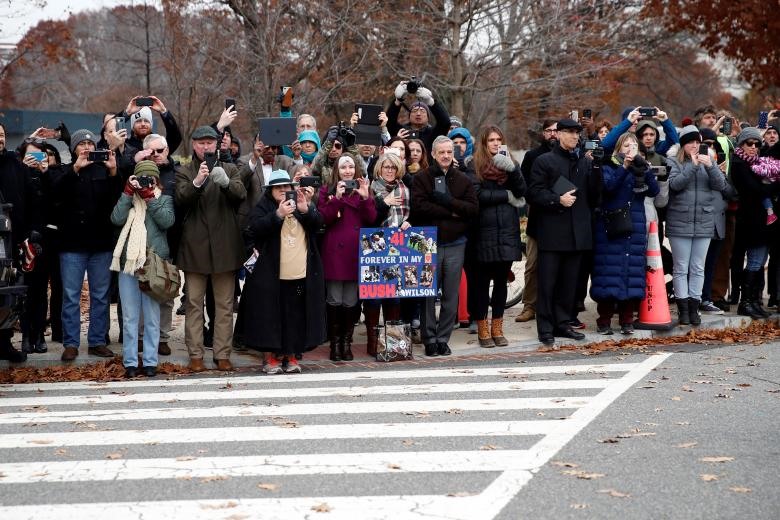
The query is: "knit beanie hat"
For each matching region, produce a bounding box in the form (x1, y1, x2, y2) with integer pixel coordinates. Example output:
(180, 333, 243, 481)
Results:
(130, 107, 154, 129)
(678, 125, 702, 147)
(736, 127, 762, 147)
(69, 129, 97, 153)
(133, 160, 160, 179)
(699, 128, 717, 142)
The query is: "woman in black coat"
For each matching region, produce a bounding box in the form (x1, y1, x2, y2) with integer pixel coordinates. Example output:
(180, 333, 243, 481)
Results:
(471, 125, 526, 347)
(240, 170, 326, 374)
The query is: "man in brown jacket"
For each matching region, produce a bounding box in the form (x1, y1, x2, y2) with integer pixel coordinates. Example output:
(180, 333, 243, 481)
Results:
(175, 126, 247, 372)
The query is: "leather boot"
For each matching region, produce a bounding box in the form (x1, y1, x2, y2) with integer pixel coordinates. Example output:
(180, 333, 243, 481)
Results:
(364, 305, 381, 357)
(34, 331, 48, 353)
(490, 317, 508, 346)
(341, 305, 355, 361)
(21, 334, 33, 354)
(688, 299, 701, 326)
(738, 271, 765, 319)
(477, 319, 494, 348)
(751, 271, 770, 318)
(676, 298, 690, 325)
(327, 305, 342, 362)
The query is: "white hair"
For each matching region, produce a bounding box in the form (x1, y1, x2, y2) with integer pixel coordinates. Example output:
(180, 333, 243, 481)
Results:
(432, 135, 453, 153)
(143, 134, 168, 149)
(297, 113, 317, 129)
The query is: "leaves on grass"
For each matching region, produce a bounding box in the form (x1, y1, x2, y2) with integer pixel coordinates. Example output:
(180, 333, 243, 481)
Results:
(597, 488, 631, 498)
(700, 474, 719, 482)
(700, 456, 735, 463)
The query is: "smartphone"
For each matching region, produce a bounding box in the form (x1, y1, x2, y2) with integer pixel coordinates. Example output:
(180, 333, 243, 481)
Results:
(639, 107, 658, 117)
(698, 143, 709, 156)
(498, 144, 508, 156)
(135, 97, 154, 107)
(281, 86, 293, 107)
(758, 111, 769, 129)
(650, 165, 666, 177)
(88, 150, 110, 162)
(717, 151, 726, 164)
(408, 130, 419, 139)
(225, 98, 236, 111)
(584, 140, 600, 151)
(204, 152, 217, 171)
(299, 176, 321, 188)
(570, 110, 579, 121)
(26, 151, 47, 162)
(583, 109, 592, 119)
(722, 118, 732, 135)
(114, 116, 126, 132)
(284, 190, 297, 204)
(434, 176, 446, 193)
(343, 179, 359, 191)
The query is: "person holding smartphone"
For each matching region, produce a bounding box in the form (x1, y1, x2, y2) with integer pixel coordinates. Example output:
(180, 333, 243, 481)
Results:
(238, 170, 325, 374)
(317, 154, 376, 361)
(665, 126, 727, 326)
(117, 95, 183, 175)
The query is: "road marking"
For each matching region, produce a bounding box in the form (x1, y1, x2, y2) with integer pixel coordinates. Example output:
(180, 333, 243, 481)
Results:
(0, 363, 637, 392)
(0, 379, 611, 407)
(0, 396, 591, 425)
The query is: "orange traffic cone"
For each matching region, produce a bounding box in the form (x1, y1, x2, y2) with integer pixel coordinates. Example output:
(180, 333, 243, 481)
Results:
(458, 269, 469, 324)
(635, 220, 674, 330)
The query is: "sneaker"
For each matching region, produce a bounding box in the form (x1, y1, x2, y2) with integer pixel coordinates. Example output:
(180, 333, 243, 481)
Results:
(284, 357, 301, 373)
(768, 213, 778, 225)
(700, 301, 725, 314)
(597, 325, 613, 335)
(620, 323, 635, 335)
(263, 357, 283, 375)
(569, 318, 585, 330)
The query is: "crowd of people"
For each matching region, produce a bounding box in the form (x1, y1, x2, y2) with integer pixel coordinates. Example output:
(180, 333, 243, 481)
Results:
(0, 82, 778, 374)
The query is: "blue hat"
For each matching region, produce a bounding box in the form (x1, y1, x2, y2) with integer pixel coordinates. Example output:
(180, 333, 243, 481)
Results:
(263, 169, 297, 188)
(298, 130, 321, 150)
(448, 127, 474, 157)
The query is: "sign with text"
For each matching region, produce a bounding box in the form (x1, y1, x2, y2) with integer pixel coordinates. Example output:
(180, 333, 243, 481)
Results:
(358, 226, 438, 299)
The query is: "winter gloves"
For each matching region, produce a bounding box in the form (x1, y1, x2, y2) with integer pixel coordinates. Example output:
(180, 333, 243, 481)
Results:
(394, 81, 435, 106)
(210, 166, 230, 188)
(492, 153, 515, 172)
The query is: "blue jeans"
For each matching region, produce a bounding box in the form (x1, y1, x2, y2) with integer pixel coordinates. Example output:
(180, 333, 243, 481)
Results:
(745, 246, 769, 272)
(60, 251, 112, 348)
(669, 237, 710, 300)
(119, 272, 160, 368)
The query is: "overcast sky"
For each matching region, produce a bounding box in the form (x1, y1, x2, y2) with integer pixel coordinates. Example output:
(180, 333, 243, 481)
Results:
(0, 0, 146, 45)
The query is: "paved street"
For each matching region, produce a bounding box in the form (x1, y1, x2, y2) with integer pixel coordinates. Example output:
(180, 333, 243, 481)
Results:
(0, 341, 778, 519)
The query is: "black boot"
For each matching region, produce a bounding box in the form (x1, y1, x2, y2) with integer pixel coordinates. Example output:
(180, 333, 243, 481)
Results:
(21, 334, 34, 354)
(326, 305, 342, 362)
(738, 271, 764, 319)
(33, 331, 47, 353)
(341, 305, 355, 361)
(688, 299, 701, 326)
(676, 298, 690, 325)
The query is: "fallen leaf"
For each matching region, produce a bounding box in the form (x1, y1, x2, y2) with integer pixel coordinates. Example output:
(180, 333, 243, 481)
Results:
(700, 474, 719, 482)
(199, 475, 230, 483)
(736, 383, 751, 387)
(257, 483, 279, 491)
(674, 442, 698, 449)
(562, 470, 606, 480)
(105, 452, 123, 460)
(387, 463, 402, 470)
(570, 504, 589, 509)
(597, 488, 631, 498)
(599, 438, 620, 444)
(447, 491, 475, 497)
(176, 456, 197, 461)
(200, 501, 238, 510)
(550, 461, 579, 468)
(728, 486, 751, 493)
(671, 396, 682, 401)
(479, 444, 500, 451)
(700, 456, 735, 463)
(28, 440, 53, 445)
(311, 503, 331, 513)
(401, 439, 416, 447)
(176, 475, 193, 481)
(54, 449, 68, 456)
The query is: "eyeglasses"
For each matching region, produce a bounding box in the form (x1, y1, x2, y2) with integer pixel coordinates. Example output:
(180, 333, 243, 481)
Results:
(149, 147, 166, 155)
(743, 141, 760, 148)
(543, 128, 558, 134)
(382, 165, 398, 170)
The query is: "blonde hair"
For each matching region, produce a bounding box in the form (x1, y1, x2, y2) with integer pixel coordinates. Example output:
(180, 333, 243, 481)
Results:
(611, 132, 638, 161)
(373, 153, 405, 180)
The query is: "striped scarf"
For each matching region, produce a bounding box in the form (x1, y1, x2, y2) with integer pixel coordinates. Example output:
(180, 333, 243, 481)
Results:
(371, 178, 410, 228)
(110, 193, 148, 275)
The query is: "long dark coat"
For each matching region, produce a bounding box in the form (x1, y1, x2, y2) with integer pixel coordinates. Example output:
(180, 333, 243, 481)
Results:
(473, 163, 526, 263)
(590, 161, 659, 302)
(240, 195, 326, 353)
(731, 154, 774, 249)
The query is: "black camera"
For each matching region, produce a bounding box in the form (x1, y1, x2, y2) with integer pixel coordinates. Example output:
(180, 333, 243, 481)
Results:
(343, 179, 359, 191)
(337, 121, 349, 138)
(407, 76, 421, 94)
(88, 150, 110, 162)
(722, 118, 733, 135)
(299, 176, 321, 188)
(638, 107, 657, 118)
(137, 176, 154, 188)
(285, 190, 297, 204)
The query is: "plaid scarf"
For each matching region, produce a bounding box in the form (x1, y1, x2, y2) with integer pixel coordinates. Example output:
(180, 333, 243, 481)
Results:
(371, 177, 410, 228)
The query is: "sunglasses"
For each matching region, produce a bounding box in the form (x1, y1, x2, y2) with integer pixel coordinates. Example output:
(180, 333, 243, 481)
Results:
(743, 141, 760, 148)
(149, 147, 166, 155)
(333, 142, 343, 149)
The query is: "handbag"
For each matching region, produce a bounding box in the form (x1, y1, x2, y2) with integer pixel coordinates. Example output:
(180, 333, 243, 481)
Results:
(376, 320, 413, 362)
(136, 248, 181, 303)
(601, 202, 633, 239)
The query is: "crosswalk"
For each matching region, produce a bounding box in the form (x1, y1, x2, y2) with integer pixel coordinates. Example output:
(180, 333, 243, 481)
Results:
(0, 354, 670, 519)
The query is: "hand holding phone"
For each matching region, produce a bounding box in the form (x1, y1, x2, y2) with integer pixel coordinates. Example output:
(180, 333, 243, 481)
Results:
(204, 152, 217, 171)
(135, 97, 154, 107)
(758, 111, 769, 129)
(225, 98, 236, 111)
(498, 144, 508, 156)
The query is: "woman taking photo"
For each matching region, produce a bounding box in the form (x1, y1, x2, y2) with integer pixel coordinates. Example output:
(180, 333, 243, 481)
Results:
(666, 125, 727, 325)
(364, 153, 410, 356)
(240, 170, 326, 374)
(110, 161, 174, 378)
(590, 133, 659, 334)
(470, 125, 526, 347)
(318, 154, 377, 361)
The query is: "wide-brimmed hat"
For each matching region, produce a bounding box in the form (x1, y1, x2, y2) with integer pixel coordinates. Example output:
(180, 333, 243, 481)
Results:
(263, 169, 298, 188)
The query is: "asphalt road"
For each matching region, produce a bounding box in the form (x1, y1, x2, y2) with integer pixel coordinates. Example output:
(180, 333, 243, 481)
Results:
(0, 341, 777, 519)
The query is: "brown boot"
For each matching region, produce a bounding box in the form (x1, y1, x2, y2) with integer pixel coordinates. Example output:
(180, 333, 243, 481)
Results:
(216, 359, 233, 371)
(477, 319, 494, 348)
(364, 305, 381, 357)
(514, 306, 535, 322)
(158, 341, 171, 356)
(491, 317, 508, 347)
(61, 346, 79, 361)
(188, 358, 206, 373)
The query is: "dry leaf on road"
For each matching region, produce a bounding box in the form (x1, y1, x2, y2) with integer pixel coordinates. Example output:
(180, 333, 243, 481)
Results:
(199, 475, 230, 483)
(176, 456, 197, 461)
(674, 442, 698, 449)
(200, 501, 238, 510)
(387, 463, 402, 470)
(550, 461, 579, 468)
(700, 456, 735, 463)
(570, 504, 589, 509)
(257, 483, 279, 491)
(729, 486, 751, 493)
(447, 491, 475, 497)
(700, 474, 718, 482)
(311, 502, 332, 513)
(597, 489, 631, 498)
(562, 470, 606, 480)
(479, 444, 500, 451)
(105, 452, 123, 460)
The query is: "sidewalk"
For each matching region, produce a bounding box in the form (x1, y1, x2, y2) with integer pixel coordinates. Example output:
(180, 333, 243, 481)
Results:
(1, 299, 755, 370)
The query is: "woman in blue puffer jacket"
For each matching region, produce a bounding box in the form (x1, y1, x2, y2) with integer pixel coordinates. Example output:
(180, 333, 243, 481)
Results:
(590, 132, 659, 335)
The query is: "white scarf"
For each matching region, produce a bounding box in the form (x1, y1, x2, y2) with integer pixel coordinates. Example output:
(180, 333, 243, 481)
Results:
(110, 193, 148, 275)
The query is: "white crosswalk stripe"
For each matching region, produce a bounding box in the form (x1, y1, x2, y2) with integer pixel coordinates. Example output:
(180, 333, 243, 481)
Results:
(0, 355, 670, 519)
